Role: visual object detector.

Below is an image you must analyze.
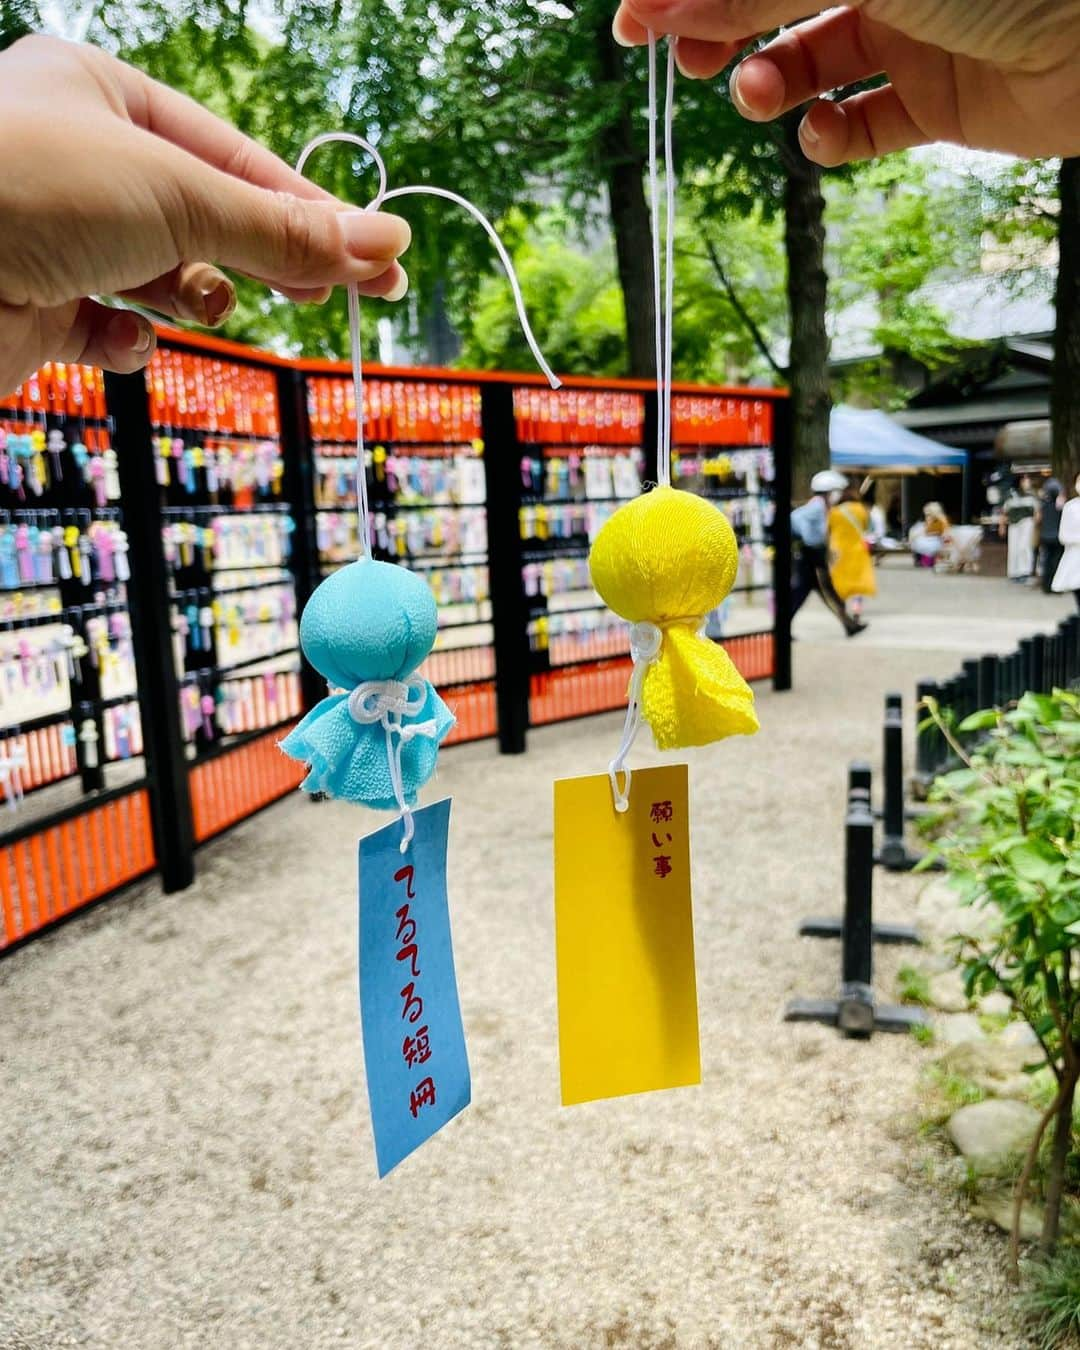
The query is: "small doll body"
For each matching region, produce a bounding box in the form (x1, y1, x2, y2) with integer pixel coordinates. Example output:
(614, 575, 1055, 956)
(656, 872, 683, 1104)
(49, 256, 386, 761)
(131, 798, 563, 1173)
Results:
(589, 485, 759, 750)
(281, 560, 454, 810)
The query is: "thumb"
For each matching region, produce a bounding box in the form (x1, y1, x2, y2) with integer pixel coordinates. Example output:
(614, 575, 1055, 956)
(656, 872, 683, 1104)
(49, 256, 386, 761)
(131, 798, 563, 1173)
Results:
(151, 131, 412, 292)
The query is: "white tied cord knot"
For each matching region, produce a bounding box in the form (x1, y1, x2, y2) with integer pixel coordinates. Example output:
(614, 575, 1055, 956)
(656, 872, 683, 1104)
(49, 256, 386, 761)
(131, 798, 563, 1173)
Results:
(608, 621, 662, 813)
(347, 676, 439, 853)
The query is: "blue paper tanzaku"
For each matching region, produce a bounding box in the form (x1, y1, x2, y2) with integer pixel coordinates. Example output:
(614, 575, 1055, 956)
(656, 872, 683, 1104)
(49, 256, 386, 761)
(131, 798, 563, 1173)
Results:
(358, 798, 470, 1176)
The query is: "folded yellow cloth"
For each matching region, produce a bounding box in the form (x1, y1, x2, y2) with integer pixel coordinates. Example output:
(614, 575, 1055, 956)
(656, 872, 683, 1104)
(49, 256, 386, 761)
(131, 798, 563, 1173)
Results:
(589, 486, 759, 749)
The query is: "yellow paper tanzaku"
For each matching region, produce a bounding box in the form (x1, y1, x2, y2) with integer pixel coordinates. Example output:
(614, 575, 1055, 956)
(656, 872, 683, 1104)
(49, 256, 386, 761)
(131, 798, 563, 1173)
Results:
(589, 485, 760, 749)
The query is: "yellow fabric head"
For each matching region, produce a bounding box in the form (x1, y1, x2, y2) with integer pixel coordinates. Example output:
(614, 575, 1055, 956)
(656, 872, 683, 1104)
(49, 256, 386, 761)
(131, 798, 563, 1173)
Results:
(589, 486, 759, 749)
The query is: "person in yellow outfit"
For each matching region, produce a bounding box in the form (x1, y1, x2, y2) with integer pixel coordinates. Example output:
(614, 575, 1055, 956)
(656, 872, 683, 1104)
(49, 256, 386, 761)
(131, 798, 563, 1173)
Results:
(828, 487, 877, 622)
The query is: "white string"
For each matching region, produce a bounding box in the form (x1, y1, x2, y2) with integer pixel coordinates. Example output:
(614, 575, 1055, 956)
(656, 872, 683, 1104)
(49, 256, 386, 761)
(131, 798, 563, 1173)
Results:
(646, 33, 678, 488)
(662, 38, 676, 487)
(297, 132, 562, 563)
(647, 33, 663, 463)
(297, 133, 387, 560)
(607, 621, 661, 813)
(347, 676, 438, 853)
(606, 36, 678, 812)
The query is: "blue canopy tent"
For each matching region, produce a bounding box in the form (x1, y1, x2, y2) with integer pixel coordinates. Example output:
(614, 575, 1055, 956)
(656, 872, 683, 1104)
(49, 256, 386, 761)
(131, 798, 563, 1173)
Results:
(830, 405, 969, 525)
(830, 406, 966, 473)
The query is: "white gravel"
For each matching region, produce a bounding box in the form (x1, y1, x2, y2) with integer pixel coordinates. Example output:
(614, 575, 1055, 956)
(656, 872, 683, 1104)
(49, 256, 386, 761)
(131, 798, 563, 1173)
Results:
(2, 568, 1070, 1349)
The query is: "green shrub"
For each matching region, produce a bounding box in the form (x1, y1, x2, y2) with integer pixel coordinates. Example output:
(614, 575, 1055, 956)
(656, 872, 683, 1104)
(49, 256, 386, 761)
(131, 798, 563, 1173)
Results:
(920, 689, 1080, 1271)
(1019, 1248, 1080, 1349)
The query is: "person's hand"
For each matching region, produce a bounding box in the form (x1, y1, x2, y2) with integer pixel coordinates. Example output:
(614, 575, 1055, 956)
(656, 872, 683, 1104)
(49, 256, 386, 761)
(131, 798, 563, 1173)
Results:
(612, 1, 1080, 165)
(0, 35, 412, 393)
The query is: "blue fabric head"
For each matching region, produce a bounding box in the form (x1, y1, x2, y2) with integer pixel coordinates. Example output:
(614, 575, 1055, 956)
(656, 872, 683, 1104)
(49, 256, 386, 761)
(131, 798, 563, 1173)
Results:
(299, 559, 437, 688)
(280, 561, 453, 811)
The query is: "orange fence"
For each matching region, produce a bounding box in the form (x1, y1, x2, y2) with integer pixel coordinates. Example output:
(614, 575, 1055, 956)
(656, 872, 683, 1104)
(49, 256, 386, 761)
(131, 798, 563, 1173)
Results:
(0, 788, 156, 950)
(190, 728, 306, 844)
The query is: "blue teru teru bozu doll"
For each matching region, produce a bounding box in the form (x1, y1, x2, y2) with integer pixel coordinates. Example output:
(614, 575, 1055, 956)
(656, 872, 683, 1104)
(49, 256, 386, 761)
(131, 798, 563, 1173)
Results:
(280, 560, 454, 851)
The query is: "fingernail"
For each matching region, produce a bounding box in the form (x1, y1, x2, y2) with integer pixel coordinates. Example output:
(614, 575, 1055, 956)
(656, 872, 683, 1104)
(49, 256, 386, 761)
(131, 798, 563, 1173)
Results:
(342, 210, 412, 260)
(611, 15, 633, 46)
(730, 64, 751, 115)
(203, 280, 235, 326)
(130, 319, 153, 353)
(385, 271, 409, 303)
(799, 114, 820, 149)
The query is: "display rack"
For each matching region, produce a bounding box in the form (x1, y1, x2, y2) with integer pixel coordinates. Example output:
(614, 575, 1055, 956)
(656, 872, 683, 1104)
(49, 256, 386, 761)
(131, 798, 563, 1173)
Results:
(514, 384, 784, 728)
(0, 329, 790, 953)
(304, 372, 497, 745)
(145, 344, 306, 843)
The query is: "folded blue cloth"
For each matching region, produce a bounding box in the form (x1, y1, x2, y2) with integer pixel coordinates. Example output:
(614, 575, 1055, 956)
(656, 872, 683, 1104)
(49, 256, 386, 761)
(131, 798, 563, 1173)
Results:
(280, 560, 453, 809)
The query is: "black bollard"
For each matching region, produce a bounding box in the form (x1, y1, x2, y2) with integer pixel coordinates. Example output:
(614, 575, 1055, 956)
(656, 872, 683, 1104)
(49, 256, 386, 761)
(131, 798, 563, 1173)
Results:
(978, 653, 997, 712)
(878, 694, 934, 871)
(1032, 632, 1047, 694)
(1067, 615, 1080, 684)
(914, 679, 940, 789)
(786, 767, 927, 1038)
(797, 762, 921, 945)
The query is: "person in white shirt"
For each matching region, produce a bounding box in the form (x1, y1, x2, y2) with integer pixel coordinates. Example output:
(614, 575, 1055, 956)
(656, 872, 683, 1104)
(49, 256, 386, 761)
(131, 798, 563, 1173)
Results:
(1052, 476, 1080, 611)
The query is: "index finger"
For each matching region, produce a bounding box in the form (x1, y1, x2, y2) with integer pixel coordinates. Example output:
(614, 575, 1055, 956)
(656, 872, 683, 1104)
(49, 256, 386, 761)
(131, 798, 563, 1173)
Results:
(618, 0, 824, 43)
(104, 53, 366, 208)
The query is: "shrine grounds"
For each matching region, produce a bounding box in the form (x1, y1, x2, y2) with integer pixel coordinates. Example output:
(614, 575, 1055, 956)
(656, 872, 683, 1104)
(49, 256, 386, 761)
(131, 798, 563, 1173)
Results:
(1, 566, 1074, 1350)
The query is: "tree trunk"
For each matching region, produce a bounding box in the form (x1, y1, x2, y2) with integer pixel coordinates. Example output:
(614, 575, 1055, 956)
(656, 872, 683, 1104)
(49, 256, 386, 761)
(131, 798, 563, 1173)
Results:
(1041, 1066, 1077, 1251)
(595, 22, 657, 379)
(781, 111, 831, 500)
(1052, 157, 1080, 490)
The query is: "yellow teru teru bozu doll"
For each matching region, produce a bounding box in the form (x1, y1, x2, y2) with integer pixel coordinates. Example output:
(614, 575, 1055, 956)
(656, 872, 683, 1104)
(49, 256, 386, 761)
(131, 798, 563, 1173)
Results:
(589, 485, 759, 772)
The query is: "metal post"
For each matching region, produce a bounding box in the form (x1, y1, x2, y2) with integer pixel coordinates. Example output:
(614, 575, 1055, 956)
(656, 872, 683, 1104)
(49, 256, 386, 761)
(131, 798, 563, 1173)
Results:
(848, 758, 872, 804)
(960, 658, 979, 723)
(880, 694, 906, 867)
(786, 762, 925, 1036)
(1031, 632, 1047, 694)
(914, 678, 938, 786)
(276, 366, 324, 713)
(1019, 637, 1034, 696)
(481, 382, 529, 754)
(772, 394, 793, 694)
(977, 653, 997, 711)
(839, 793, 875, 1033)
(1067, 615, 1080, 683)
(105, 370, 195, 893)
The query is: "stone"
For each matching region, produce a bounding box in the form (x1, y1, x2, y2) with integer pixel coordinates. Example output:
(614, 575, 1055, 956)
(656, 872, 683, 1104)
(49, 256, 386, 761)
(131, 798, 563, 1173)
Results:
(948, 1100, 1042, 1174)
(979, 991, 1012, 1017)
(936, 1013, 986, 1046)
(971, 1191, 1043, 1241)
(937, 1042, 1038, 1099)
(927, 970, 970, 1013)
(915, 878, 999, 945)
(1001, 1021, 1040, 1049)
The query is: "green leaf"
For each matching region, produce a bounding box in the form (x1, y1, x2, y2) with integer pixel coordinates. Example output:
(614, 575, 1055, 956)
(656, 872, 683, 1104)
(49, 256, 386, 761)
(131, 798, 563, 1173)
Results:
(1008, 841, 1066, 884)
(958, 709, 1000, 733)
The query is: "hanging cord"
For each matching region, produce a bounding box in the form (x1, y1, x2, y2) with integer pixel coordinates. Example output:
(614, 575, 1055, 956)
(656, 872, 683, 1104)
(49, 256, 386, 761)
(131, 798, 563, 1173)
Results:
(297, 131, 560, 846)
(608, 621, 662, 812)
(606, 34, 677, 813)
(296, 133, 561, 559)
(646, 34, 677, 488)
(348, 677, 439, 853)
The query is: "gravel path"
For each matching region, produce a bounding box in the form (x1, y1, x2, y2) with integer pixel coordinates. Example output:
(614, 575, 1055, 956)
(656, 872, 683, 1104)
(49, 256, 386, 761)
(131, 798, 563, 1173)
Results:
(1, 570, 1072, 1350)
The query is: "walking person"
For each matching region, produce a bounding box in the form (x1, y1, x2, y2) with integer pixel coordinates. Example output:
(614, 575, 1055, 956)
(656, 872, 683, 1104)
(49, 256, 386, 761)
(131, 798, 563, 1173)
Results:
(828, 485, 877, 622)
(790, 470, 867, 637)
(1001, 477, 1038, 582)
(1037, 477, 1064, 594)
(1052, 475, 1080, 612)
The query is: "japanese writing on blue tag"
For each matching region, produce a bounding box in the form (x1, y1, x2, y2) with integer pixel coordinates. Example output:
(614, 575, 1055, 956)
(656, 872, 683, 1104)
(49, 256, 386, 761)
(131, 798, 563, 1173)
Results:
(358, 798, 470, 1177)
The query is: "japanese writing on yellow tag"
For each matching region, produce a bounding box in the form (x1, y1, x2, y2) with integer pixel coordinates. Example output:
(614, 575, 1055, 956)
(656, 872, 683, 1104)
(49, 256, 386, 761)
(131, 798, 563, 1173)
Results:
(553, 764, 700, 1106)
